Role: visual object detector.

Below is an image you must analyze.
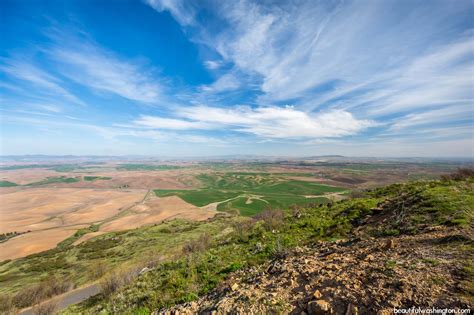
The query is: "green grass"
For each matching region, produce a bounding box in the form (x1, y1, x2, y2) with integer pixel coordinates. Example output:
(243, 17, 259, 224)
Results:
(83, 176, 112, 181)
(155, 189, 242, 207)
(117, 164, 182, 171)
(0, 181, 18, 187)
(217, 197, 269, 216)
(0, 219, 231, 296)
(25, 176, 80, 186)
(155, 173, 345, 216)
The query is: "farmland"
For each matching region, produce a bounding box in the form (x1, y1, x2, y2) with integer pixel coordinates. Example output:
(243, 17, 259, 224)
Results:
(155, 172, 346, 216)
(0, 157, 470, 312)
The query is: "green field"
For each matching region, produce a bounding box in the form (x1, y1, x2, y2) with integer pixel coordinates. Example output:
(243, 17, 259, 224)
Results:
(25, 176, 80, 186)
(117, 164, 182, 171)
(155, 172, 346, 216)
(0, 181, 18, 187)
(83, 176, 112, 181)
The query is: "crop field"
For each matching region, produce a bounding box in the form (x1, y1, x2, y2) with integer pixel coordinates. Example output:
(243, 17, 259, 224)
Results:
(117, 164, 183, 171)
(155, 172, 347, 216)
(0, 181, 17, 187)
(0, 158, 469, 313)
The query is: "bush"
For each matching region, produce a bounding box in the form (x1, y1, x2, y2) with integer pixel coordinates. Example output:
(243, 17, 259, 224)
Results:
(254, 209, 285, 231)
(100, 268, 139, 297)
(0, 294, 15, 314)
(32, 300, 58, 315)
(441, 168, 474, 181)
(182, 233, 212, 255)
(12, 276, 72, 308)
(88, 261, 108, 280)
(232, 220, 253, 242)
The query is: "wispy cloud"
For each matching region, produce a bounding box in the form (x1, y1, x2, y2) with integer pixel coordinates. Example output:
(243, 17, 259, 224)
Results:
(49, 40, 163, 103)
(200, 73, 240, 92)
(389, 105, 473, 132)
(0, 58, 84, 105)
(151, 0, 473, 121)
(133, 115, 210, 130)
(144, 0, 195, 26)
(131, 105, 376, 139)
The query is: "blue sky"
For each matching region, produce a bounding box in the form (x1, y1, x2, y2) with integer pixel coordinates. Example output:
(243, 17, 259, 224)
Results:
(1, 0, 473, 157)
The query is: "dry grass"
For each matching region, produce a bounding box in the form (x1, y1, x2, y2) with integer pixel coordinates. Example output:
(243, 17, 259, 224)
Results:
(254, 208, 285, 231)
(182, 233, 212, 255)
(12, 276, 72, 309)
(99, 268, 140, 297)
(32, 300, 58, 315)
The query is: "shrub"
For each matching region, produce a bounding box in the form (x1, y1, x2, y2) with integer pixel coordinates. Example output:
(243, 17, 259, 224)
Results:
(100, 268, 140, 297)
(0, 294, 15, 314)
(88, 261, 108, 280)
(441, 168, 474, 181)
(182, 233, 212, 255)
(12, 276, 72, 308)
(254, 209, 285, 231)
(32, 300, 58, 315)
(232, 220, 253, 242)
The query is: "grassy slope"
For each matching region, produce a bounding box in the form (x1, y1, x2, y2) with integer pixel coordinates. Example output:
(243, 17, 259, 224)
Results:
(0, 181, 18, 187)
(0, 219, 230, 296)
(25, 176, 80, 186)
(155, 173, 345, 215)
(62, 176, 473, 314)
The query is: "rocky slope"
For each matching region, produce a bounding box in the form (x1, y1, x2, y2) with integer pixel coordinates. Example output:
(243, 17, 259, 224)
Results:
(158, 225, 472, 314)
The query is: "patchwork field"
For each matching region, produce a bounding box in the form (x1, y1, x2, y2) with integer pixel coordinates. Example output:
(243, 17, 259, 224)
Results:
(155, 172, 347, 216)
(0, 159, 462, 261)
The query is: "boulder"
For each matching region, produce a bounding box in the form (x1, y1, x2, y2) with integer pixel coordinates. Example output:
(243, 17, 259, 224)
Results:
(307, 299, 333, 314)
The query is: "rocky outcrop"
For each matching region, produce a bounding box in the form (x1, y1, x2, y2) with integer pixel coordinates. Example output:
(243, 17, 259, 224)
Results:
(157, 227, 473, 314)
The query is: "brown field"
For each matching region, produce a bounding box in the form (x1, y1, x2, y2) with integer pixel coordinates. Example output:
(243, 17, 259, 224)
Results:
(0, 188, 147, 259)
(73, 195, 216, 244)
(0, 188, 147, 234)
(0, 166, 216, 260)
(0, 225, 89, 261)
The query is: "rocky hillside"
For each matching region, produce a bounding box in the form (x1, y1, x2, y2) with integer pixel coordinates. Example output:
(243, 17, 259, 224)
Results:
(159, 225, 471, 314)
(63, 171, 473, 314)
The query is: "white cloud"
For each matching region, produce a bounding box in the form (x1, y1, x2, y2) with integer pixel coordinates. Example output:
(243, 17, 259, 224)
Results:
(200, 73, 240, 92)
(144, 0, 195, 26)
(389, 105, 474, 131)
(156, 0, 473, 122)
(133, 105, 376, 139)
(0, 59, 84, 105)
(133, 115, 210, 130)
(204, 60, 223, 70)
(49, 41, 163, 103)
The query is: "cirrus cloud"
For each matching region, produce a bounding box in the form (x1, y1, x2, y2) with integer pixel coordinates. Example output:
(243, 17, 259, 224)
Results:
(133, 105, 376, 139)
